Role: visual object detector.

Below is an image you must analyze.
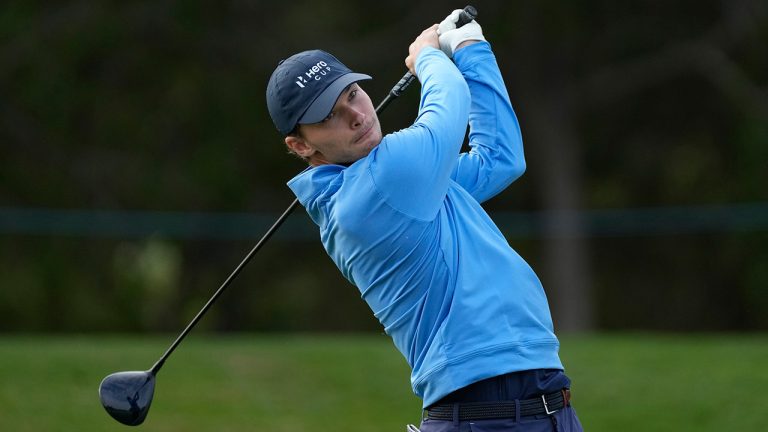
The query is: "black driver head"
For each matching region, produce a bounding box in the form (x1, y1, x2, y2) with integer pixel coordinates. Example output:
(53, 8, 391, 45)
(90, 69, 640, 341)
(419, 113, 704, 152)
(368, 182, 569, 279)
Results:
(99, 370, 156, 426)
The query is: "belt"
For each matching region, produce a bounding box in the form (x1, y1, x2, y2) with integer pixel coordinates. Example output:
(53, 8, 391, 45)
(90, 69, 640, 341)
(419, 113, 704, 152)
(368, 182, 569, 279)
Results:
(424, 389, 571, 421)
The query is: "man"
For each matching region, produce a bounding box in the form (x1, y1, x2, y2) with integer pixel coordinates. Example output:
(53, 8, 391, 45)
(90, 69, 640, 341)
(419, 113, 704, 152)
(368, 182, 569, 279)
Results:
(266, 10, 583, 432)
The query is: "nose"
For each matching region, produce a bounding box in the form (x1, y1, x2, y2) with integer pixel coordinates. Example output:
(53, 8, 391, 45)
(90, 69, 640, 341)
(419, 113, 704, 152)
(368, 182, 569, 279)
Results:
(349, 107, 366, 129)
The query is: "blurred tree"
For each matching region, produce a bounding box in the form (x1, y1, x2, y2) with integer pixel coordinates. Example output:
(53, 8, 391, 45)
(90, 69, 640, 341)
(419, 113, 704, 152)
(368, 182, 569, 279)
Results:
(0, 0, 766, 332)
(488, 0, 767, 331)
(112, 237, 182, 330)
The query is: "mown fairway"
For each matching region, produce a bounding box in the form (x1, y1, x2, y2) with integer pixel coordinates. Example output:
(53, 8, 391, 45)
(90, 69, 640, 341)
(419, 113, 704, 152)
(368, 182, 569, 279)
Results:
(0, 333, 766, 431)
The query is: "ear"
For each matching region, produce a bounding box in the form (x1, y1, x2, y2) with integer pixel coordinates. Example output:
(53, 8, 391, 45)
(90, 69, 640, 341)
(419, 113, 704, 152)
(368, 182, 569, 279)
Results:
(285, 135, 316, 158)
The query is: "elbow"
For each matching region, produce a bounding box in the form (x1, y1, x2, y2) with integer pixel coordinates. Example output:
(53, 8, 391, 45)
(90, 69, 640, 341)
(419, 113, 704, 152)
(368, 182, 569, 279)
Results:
(510, 158, 526, 181)
(502, 127, 525, 182)
(496, 158, 525, 187)
(488, 156, 526, 194)
(480, 158, 525, 201)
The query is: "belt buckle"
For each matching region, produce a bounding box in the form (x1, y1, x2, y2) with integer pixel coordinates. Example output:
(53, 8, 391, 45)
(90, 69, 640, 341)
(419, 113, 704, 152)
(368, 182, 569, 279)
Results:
(541, 394, 558, 415)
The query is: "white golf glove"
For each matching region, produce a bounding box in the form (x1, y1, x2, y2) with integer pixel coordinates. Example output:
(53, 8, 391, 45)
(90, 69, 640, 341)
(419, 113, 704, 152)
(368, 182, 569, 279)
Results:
(437, 9, 485, 58)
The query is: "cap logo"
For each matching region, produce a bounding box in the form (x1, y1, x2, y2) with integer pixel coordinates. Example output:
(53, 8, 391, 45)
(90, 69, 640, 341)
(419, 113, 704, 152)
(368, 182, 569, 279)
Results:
(295, 61, 331, 88)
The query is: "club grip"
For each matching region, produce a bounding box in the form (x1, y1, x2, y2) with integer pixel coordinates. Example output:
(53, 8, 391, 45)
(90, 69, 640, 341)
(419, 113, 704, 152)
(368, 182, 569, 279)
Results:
(391, 73, 416, 98)
(376, 5, 478, 114)
(456, 5, 478, 27)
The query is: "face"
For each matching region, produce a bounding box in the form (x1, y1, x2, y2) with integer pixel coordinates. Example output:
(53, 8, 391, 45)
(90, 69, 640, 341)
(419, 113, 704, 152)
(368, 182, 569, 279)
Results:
(285, 83, 382, 166)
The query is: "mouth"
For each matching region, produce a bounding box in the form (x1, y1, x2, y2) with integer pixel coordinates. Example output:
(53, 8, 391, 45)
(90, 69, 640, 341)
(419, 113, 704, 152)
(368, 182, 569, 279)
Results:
(354, 121, 375, 144)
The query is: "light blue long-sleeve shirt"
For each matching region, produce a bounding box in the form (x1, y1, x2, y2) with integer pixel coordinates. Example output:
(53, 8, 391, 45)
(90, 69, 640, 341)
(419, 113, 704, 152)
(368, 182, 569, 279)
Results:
(287, 43, 563, 407)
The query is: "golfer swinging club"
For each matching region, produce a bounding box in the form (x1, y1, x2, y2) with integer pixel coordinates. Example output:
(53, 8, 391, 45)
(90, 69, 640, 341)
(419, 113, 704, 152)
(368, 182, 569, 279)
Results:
(266, 10, 583, 432)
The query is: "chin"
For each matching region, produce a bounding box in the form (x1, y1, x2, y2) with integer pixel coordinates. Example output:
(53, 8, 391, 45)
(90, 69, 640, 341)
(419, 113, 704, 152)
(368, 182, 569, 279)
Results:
(367, 131, 383, 150)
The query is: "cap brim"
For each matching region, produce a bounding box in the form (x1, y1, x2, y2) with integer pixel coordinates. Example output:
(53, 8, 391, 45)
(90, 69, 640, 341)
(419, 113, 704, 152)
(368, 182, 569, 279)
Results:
(298, 72, 372, 125)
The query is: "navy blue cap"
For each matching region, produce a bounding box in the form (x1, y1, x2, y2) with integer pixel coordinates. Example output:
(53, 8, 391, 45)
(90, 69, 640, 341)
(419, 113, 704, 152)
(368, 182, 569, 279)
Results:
(266, 50, 372, 135)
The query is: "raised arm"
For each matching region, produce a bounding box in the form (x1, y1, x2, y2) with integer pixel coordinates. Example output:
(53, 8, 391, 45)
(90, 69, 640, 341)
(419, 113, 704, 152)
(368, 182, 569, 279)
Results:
(369, 27, 470, 221)
(450, 41, 525, 203)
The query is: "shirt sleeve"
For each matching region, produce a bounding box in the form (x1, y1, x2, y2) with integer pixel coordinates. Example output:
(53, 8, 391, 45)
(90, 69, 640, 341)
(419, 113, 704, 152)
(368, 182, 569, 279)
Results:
(368, 47, 471, 221)
(450, 41, 526, 203)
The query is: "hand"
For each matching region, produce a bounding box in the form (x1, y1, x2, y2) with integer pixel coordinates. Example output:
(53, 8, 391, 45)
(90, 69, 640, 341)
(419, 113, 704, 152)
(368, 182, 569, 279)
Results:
(405, 24, 440, 76)
(437, 9, 485, 58)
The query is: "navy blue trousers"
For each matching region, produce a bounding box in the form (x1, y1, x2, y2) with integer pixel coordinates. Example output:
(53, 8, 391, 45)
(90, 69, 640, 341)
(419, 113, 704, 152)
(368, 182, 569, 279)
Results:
(418, 370, 584, 432)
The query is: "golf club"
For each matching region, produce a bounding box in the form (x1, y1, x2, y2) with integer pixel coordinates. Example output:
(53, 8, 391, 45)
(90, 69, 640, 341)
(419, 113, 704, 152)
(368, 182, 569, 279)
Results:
(99, 5, 478, 426)
(375, 5, 477, 113)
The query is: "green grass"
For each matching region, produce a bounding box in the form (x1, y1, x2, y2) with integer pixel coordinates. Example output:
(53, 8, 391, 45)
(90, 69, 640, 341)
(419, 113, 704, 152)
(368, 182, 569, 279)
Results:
(0, 333, 766, 431)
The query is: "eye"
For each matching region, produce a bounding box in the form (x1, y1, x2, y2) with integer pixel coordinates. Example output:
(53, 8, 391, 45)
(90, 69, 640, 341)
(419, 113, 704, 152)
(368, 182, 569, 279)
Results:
(348, 89, 358, 100)
(322, 111, 335, 122)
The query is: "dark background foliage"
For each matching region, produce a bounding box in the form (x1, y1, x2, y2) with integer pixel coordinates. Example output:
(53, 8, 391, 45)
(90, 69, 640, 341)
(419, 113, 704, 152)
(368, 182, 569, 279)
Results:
(1, 0, 766, 333)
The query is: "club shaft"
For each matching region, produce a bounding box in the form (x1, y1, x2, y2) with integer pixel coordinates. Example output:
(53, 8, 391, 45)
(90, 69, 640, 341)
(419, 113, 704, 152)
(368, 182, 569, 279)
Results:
(150, 198, 299, 375)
